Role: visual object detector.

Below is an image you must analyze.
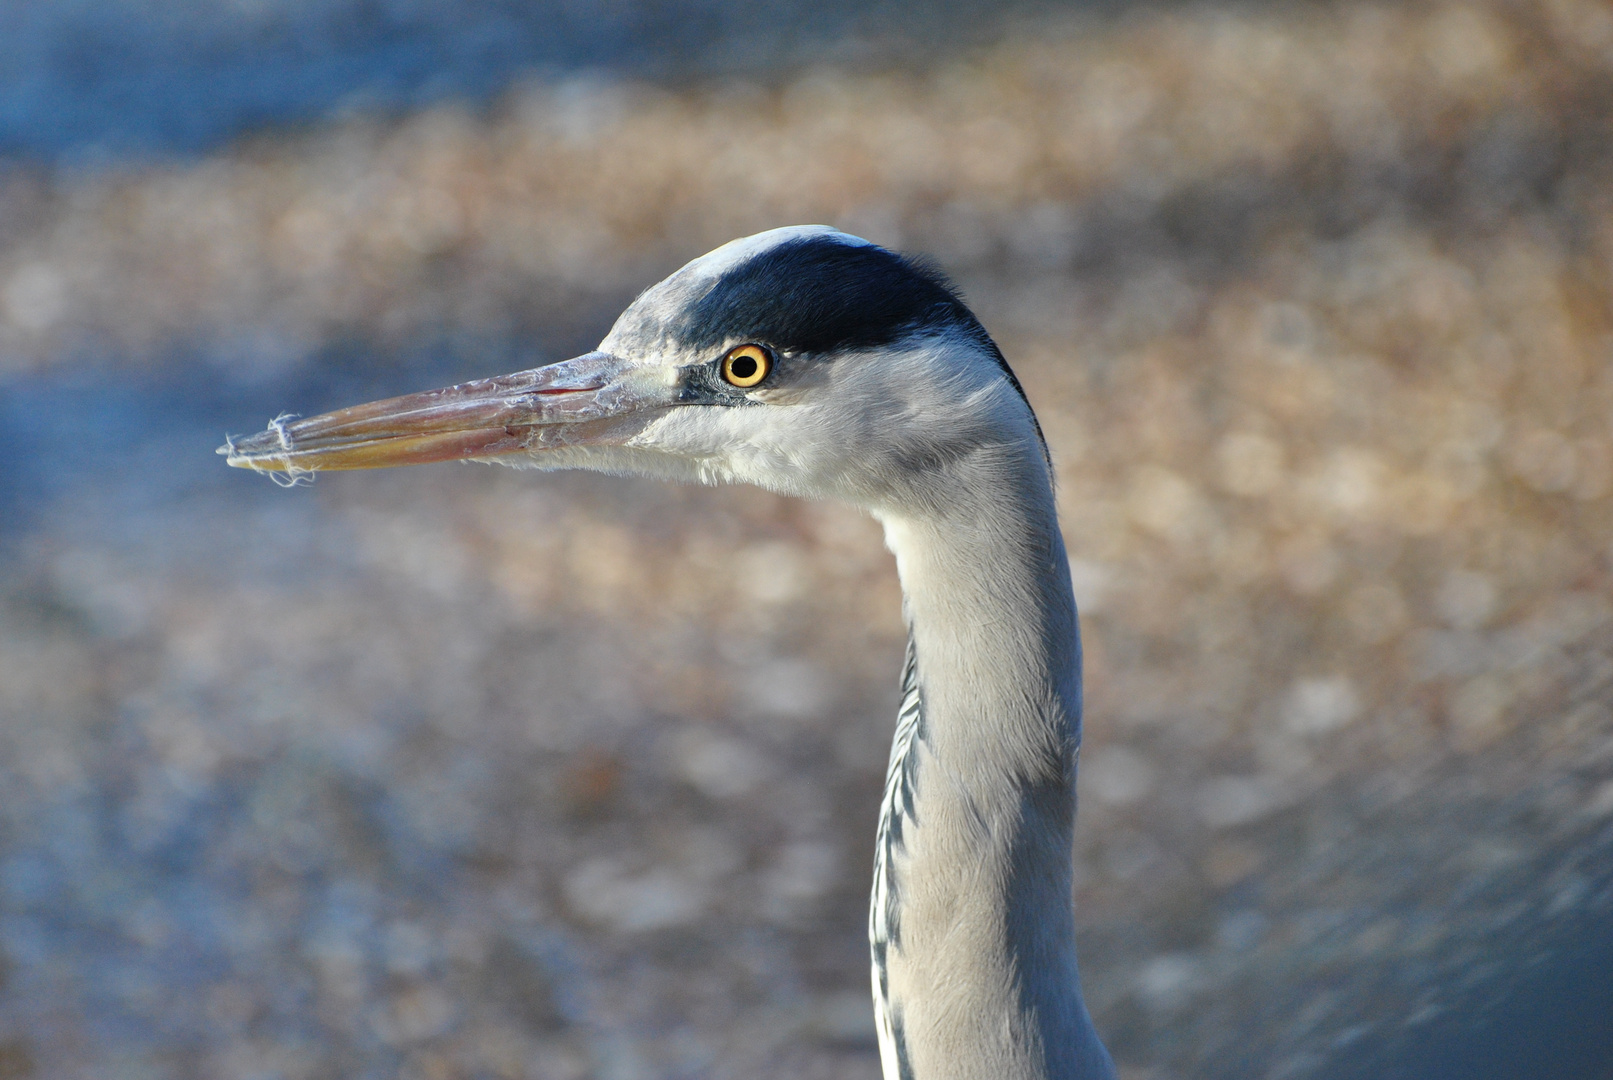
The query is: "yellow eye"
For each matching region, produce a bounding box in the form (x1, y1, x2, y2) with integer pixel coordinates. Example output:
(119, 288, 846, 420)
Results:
(721, 344, 772, 388)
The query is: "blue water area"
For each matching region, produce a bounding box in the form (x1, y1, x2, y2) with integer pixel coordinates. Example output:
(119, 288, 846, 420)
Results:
(0, 0, 1083, 164)
(1324, 932, 1613, 1080)
(0, 346, 493, 542)
(1, 367, 242, 536)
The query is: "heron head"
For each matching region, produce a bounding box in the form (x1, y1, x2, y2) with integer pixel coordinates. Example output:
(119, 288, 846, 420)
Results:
(221, 226, 1045, 512)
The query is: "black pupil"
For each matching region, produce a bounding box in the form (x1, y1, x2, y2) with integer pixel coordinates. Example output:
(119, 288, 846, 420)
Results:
(730, 355, 758, 380)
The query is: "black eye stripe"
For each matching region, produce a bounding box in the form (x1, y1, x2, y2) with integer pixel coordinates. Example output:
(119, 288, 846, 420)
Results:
(668, 235, 1047, 458)
(673, 236, 1038, 419)
(679, 237, 975, 356)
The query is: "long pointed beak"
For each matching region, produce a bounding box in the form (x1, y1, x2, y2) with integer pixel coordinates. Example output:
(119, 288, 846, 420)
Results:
(219, 352, 670, 475)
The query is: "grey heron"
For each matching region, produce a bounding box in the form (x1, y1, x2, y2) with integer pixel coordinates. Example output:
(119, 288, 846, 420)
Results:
(222, 225, 1118, 1080)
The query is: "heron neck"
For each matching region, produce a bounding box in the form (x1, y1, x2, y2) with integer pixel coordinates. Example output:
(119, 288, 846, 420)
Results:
(871, 452, 1112, 1080)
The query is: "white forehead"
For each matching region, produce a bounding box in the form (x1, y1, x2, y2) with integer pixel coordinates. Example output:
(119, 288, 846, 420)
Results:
(679, 225, 873, 282)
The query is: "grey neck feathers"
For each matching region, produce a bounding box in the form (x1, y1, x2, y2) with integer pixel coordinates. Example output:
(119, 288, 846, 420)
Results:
(870, 443, 1115, 1080)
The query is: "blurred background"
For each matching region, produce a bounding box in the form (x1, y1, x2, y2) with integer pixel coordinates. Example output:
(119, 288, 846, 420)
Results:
(1, 0, 1612, 1077)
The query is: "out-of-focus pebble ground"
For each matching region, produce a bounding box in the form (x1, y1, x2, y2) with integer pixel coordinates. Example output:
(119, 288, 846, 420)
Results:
(2, 1, 1613, 1077)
